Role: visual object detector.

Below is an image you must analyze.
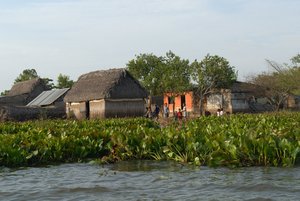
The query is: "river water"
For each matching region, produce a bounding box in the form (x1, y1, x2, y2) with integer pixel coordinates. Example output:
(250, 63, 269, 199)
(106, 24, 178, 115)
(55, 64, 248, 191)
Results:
(0, 161, 299, 201)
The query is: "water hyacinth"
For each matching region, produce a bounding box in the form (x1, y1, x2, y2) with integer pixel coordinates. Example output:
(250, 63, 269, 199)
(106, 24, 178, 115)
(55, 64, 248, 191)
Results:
(0, 112, 299, 168)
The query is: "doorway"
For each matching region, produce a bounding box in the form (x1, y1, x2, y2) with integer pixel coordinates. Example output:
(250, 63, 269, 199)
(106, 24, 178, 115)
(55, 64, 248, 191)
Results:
(85, 101, 90, 119)
(181, 95, 186, 109)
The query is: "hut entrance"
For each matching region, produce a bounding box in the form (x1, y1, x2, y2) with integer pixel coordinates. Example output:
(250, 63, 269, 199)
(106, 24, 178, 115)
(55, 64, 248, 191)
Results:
(181, 95, 186, 108)
(85, 102, 90, 119)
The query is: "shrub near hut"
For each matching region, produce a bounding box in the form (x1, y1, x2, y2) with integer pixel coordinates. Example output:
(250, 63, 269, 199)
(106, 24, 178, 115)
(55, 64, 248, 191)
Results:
(0, 113, 299, 167)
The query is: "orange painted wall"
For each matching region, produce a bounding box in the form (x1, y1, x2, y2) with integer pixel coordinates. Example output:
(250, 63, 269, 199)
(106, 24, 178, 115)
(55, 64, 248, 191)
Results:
(163, 91, 193, 112)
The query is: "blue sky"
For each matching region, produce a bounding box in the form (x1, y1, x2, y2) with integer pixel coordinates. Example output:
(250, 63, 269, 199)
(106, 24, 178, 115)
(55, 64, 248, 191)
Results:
(0, 0, 299, 92)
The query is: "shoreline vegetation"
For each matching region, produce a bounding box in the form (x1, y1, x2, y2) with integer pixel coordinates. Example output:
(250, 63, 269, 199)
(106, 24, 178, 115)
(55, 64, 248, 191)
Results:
(0, 112, 299, 168)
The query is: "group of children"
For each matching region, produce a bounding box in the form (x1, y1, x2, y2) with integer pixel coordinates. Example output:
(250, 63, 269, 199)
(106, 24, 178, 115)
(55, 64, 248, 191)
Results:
(144, 104, 160, 119)
(146, 103, 224, 119)
(173, 105, 187, 120)
(145, 103, 187, 121)
(216, 108, 224, 116)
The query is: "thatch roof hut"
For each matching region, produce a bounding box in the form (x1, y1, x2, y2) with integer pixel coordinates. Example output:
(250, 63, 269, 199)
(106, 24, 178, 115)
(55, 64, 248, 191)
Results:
(64, 68, 148, 119)
(0, 78, 49, 106)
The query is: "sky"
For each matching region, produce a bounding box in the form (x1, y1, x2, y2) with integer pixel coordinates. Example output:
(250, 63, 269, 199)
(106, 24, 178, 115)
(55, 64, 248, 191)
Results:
(0, 0, 299, 92)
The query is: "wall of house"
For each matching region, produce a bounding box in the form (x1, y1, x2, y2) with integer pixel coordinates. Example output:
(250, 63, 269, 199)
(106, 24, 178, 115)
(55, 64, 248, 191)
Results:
(90, 99, 105, 119)
(206, 94, 223, 114)
(66, 98, 146, 119)
(0, 94, 28, 106)
(222, 91, 232, 113)
(0, 105, 66, 122)
(66, 102, 87, 120)
(163, 92, 193, 114)
(294, 96, 300, 110)
(104, 99, 145, 118)
(230, 93, 250, 113)
(105, 99, 146, 118)
(206, 92, 251, 114)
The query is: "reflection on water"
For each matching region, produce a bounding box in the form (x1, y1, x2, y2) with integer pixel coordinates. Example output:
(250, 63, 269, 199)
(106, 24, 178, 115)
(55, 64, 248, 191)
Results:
(0, 161, 299, 201)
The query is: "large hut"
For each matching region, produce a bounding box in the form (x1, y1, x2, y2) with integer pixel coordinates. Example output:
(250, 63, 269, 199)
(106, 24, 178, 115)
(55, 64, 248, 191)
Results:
(0, 78, 49, 106)
(64, 68, 148, 119)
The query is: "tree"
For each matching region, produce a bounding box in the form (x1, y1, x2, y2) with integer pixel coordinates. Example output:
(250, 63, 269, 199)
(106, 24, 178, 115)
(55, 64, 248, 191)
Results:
(250, 72, 289, 111)
(56, 74, 74, 89)
(191, 54, 237, 115)
(14, 69, 39, 83)
(249, 54, 300, 110)
(14, 68, 54, 89)
(291, 53, 300, 65)
(161, 51, 191, 113)
(127, 51, 191, 114)
(0, 90, 10, 96)
(127, 53, 165, 95)
(42, 78, 55, 90)
(290, 54, 300, 95)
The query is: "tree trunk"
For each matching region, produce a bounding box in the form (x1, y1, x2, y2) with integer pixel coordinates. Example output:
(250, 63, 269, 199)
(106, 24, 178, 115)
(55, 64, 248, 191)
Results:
(148, 95, 152, 108)
(199, 96, 204, 116)
(172, 97, 176, 116)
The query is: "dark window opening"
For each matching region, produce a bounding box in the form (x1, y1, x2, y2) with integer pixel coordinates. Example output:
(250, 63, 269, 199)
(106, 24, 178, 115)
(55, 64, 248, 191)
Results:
(85, 101, 90, 119)
(168, 97, 174, 104)
(181, 95, 186, 108)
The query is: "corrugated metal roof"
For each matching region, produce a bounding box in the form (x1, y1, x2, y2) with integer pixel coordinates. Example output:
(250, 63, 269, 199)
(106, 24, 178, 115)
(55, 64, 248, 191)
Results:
(27, 88, 69, 107)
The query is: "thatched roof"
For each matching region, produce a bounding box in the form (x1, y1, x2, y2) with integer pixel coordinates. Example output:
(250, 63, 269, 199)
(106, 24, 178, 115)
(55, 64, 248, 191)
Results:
(230, 81, 266, 96)
(7, 78, 46, 96)
(64, 68, 148, 102)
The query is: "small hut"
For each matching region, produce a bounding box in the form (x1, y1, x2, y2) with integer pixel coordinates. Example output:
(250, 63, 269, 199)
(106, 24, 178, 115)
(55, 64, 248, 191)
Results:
(64, 68, 148, 119)
(205, 81, 273, 113)
(27, 88, 69, 108)
(26, 88, 70, 119)
(163, 91, 195, 116)
(0, 78, 49, 106)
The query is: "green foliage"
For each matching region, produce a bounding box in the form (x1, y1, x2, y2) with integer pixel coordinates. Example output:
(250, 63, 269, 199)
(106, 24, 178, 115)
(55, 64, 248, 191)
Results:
(0, 113, 299, 168)
(192, 54, 237, 89)
(42, 78, 54, 89)
(14, 69, 39, 83)
(127, 53, 165, 95)
(127, 51, 191, 96)
(14, 68, 54, 89)
(289, 66, 300, 95)
(161, 51, 191, 96)
(291, 54, 300, 66)
(56, 74, 74, 89)
(191, 54, 237, 114)
(0, 90, 10, 96)
(250, 54, 300, 109)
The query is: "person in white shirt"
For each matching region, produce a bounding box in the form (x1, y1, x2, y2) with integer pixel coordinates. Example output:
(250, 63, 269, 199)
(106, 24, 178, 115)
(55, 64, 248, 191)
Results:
(182, 104, 187, 119)
(163, 103, 169, 118)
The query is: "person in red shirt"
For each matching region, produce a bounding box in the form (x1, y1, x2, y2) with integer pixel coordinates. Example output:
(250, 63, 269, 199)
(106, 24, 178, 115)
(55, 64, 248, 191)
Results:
(177, 109, 183, 120)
